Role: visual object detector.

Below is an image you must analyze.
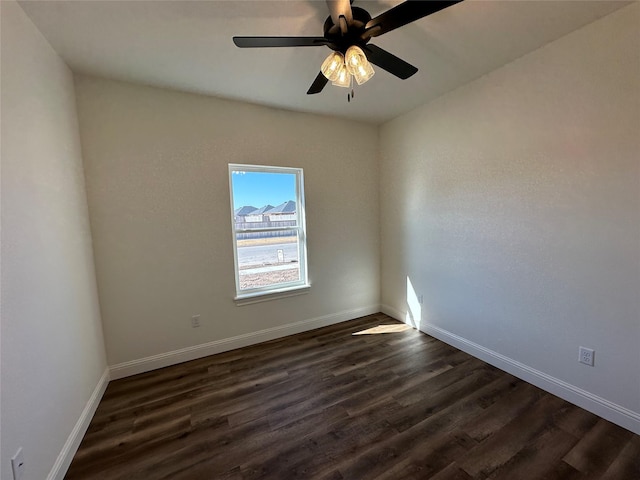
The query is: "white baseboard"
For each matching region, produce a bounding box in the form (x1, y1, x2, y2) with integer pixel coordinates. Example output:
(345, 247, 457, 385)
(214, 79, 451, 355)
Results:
(381, 304, 640, 435)
(47, 367, 110, 480)
(110, 305, 380, 380)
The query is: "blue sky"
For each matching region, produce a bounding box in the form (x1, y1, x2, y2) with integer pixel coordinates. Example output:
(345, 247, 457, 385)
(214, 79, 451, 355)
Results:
(231, 171, 295, 209)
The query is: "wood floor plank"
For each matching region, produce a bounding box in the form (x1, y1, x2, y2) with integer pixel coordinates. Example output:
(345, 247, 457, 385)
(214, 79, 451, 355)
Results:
(554, 402, 601, 438)
(600, 434, 640, 480)
(531, 461, 584, 480)
(421, 462, 474, 480)
(459, 393, 567, 477)
(563, 418, 635, 476)
(485, 426, 579, 480)
(64, 314, 639, 480)
(371, 430, 478, 480)
(458, 380, 540, 442)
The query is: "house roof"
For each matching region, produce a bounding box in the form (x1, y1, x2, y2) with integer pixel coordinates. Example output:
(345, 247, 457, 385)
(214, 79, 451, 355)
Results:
(269, 201, 296, 214)
(234, 206, 257, 216)
(251, 205, 274, 215)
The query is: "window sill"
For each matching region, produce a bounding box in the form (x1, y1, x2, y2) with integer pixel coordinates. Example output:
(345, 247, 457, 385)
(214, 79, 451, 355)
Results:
(234, 284, 310, 306)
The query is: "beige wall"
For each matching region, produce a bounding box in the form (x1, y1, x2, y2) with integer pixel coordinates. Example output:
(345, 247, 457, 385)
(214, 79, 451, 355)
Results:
(380, 3, 640, 433)
(0, 2, 107, 479)
(74, 76, 380, 370)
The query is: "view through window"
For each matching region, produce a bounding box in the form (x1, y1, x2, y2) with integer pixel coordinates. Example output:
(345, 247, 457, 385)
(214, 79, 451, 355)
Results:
(229, 164, 308, 298)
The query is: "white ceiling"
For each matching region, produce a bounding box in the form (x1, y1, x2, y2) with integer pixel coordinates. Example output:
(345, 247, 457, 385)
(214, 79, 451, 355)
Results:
(19, 0, 631, 124)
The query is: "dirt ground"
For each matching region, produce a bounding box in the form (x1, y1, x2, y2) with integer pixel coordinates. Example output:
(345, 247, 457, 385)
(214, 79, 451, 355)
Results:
(237, 236, 296, 247)
(239, 267, 299, 289)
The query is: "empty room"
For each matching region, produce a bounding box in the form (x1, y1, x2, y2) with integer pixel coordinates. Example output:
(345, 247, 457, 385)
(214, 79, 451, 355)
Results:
(1, 1, 639, 479)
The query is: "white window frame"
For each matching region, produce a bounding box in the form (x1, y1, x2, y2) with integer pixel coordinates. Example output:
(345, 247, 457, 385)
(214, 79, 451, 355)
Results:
(229, 164, 309, 303)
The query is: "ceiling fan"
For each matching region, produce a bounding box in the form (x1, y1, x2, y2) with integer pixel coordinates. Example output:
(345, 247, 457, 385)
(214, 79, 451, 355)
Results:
(233, 0, 463, 95)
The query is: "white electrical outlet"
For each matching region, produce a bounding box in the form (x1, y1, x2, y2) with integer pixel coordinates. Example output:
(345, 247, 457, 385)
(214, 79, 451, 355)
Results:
(579, 346, 595, 366)
(12, 448, 25, 480)
(191, 315, 201, 328)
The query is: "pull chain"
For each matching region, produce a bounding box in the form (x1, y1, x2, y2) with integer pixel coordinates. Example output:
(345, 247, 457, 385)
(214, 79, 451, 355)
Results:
(347, 75, 355, 103)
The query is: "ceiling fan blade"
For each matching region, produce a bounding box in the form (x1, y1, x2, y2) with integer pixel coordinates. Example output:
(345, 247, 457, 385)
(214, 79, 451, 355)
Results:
(326, 0, 353, 26)
(364, 44, 418, 79)
(363, 0, 463, 39)
(307, 72, 329, 95)
(233, 37, 330, 48)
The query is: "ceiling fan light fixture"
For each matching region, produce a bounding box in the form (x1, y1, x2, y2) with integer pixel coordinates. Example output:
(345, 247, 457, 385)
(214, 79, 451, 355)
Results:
(353, 61, 375, 85)
(345, 45, 365, 71)
(345, 45, 374, 85)
(321, 51, 345, 81)
(331, 63, 351, 88)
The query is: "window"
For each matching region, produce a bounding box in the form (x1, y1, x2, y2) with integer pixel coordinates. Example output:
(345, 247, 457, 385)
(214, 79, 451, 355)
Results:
(229, 164, 309, 301)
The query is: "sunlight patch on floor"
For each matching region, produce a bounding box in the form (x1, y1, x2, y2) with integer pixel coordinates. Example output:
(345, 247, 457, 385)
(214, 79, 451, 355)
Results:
(352, 324, 413, 335)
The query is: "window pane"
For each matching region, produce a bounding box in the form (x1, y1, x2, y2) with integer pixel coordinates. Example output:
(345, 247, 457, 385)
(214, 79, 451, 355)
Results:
(236, 230, 300, 290)
(232, 171, 298, 228)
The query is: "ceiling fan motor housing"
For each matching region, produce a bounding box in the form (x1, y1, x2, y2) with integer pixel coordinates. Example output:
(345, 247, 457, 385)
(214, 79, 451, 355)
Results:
(323, 6, 372, 52)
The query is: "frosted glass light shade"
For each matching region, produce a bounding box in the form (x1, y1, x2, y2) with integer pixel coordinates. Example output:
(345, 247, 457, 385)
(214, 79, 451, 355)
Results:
(345, 45, 374, 85)
(320, 51, 345, 81)
(331, 63, 351, 88)
(352, 61, 374, 85)
(345, 46, 366, 72)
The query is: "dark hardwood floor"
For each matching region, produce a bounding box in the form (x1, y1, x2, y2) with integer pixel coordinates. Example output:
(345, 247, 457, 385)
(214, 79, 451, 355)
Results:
(65, 313, 639, 479)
